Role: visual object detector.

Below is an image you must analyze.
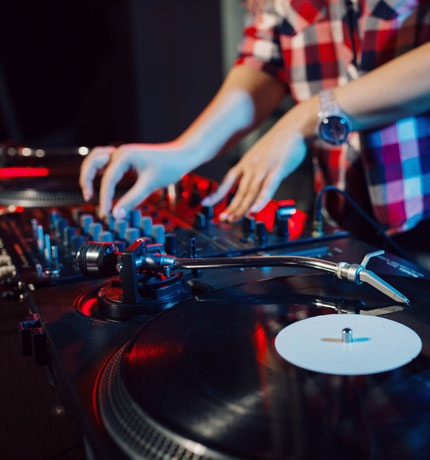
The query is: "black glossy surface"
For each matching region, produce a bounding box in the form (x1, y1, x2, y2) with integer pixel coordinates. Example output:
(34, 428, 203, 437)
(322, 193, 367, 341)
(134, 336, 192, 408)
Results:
(121, 275, 430, 460)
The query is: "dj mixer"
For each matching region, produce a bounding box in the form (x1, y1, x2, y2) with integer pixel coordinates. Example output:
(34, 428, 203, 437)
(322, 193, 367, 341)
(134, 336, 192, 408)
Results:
(1, 172, 430, 460)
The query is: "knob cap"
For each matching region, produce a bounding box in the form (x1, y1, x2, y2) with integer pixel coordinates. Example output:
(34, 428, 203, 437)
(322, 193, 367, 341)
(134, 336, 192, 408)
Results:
(37, 225, 45, 253)
(189, 184, 201, 207)
(140, 216, 153, 238)
(276, 215, 290, 239)
(126, 227, 141, 245)
(98, 231, 114, 243)
(152, 224, 166, 244)
(130, 209, 141, 228)
(256, 221, 268, 243)
(115, 220, 127, 240)
(242, 216, 256, 235)
(105, 213, 116, 232)
(80, 214, 94, 235)
(72, 208, 83, 225)
(50, 211, 60, 229)
(71, 235, 85, 255)
(194, 212, 206, 230)
(165, 233, 178, 255)
(55, 218, 67, 239)
(89, 222, 102, 241)
(201, 205, 214, 220)
(63, 226, 76, 246)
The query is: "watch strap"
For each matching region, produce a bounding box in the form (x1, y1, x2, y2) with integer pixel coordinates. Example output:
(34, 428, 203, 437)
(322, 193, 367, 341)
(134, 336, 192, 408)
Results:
(319, 89, 342, 119)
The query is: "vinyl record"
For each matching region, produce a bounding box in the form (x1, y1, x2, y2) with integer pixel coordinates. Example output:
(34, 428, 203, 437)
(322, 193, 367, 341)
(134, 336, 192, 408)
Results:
(98, 274, 430, 460)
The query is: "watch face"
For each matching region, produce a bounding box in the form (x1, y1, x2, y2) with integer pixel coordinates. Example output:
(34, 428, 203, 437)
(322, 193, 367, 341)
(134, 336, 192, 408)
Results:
(318, 116, 350, 145)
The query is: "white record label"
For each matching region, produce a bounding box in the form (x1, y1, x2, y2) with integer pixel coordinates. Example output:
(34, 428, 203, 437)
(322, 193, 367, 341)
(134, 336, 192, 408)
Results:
(274, 314, 422, 375)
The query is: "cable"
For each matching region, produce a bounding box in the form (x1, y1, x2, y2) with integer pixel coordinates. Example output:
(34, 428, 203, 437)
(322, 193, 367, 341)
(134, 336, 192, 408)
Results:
(312, 185, 411, 260)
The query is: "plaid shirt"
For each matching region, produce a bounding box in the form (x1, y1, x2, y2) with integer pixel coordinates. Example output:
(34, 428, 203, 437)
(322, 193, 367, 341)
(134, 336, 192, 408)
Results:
(236, 0, 430, 233)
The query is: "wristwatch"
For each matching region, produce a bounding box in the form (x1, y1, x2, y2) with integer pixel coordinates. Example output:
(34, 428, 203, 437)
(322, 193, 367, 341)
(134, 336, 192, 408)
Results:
(317, 89, 351, 145)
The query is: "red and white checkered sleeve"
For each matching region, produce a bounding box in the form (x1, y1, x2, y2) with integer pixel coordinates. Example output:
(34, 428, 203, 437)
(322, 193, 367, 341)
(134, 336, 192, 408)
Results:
(235, 10, 289, 86)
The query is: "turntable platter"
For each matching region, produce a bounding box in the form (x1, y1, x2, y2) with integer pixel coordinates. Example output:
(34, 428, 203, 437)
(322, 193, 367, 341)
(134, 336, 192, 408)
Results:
(97, 274, 430, 460)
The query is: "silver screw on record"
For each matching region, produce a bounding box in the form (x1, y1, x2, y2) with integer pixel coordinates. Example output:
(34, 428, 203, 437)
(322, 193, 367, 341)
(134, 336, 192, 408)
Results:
(342, 328, 353, 343)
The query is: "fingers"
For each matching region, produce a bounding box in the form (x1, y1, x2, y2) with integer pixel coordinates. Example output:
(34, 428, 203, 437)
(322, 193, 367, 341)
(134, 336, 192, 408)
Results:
(99, 147, 134, 218)
(112, 171, 153, 220)
(222, 171, 255, 222)
(79, 146, 115, 201)
(223, 168, 281, 222)
(249, 168, 282, 214)
(201, 168, 239, 207)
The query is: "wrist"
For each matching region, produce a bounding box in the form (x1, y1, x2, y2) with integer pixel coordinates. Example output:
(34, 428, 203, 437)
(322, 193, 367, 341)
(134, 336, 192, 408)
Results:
(278, 96, 320, 140)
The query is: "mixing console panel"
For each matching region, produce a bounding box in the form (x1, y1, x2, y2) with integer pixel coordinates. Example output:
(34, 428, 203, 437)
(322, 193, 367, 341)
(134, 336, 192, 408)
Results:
(0, 174, 346, 288)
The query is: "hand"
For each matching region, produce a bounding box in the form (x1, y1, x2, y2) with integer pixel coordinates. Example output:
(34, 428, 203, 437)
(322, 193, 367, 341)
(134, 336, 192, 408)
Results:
(202, 120, 308, 222)
(79, 142, 196, 219)
(201, 96, 318, 222)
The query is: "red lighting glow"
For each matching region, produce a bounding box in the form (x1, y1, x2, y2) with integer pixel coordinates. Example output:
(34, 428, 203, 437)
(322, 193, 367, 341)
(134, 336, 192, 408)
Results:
(254, 200, 307, 238)
(0, 167, 50, 179)
(79, 297, 98, 317)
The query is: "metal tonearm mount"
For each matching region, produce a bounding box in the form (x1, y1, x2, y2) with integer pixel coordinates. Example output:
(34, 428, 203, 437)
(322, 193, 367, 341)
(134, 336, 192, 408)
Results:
(76, 241, 410, 305)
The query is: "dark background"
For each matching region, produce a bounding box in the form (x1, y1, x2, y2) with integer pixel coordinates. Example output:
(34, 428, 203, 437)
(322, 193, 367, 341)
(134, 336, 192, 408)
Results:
(0, 0, 224, 147)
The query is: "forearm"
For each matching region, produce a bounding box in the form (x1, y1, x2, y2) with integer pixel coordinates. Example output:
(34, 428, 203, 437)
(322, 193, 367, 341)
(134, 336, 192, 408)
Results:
(177, 65, 286, 169)
(287, 42, 430, 139)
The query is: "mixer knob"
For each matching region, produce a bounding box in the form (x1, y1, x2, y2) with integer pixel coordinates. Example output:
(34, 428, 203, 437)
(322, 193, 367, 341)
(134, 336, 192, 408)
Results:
(194, 212, 206, 230)
(50, 211, 60, 229)
(31, 219, 39, 240)
(44, 234, 52, 265)
(71, 235, 85, 255)
(98, 231, 114, 243)
(177, 182, 184, 198)
(126, 227, 141, 245)
(152, 224, 166, 244)
(89, 222, 102, 241)
(189, 184, 201, 207)
(51, 245, 59, 267)
(201, 205, 214, 220)
(37, 225, 45, 253)
(55, 218, 67, 239)
(276, 215, 290, 239)
(256, 221, 268, 243)
(115, 220, 128, 241)
(105, 213, 116, 232)
(72, 208, 83, 225)
(80, 214, 94, 235)
(140, 216, 153, 238)
(63, 226, 76, 246)
(165, 233, 178, 255)
(242, 216, 256, 236)
(130, 209, 141, 228)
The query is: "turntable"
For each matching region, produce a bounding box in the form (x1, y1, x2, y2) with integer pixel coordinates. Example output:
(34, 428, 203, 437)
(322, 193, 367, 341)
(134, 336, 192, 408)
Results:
(25, 237, 430, 460)
(95, 271, 429, 460)
(3, 170, 429, 459)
